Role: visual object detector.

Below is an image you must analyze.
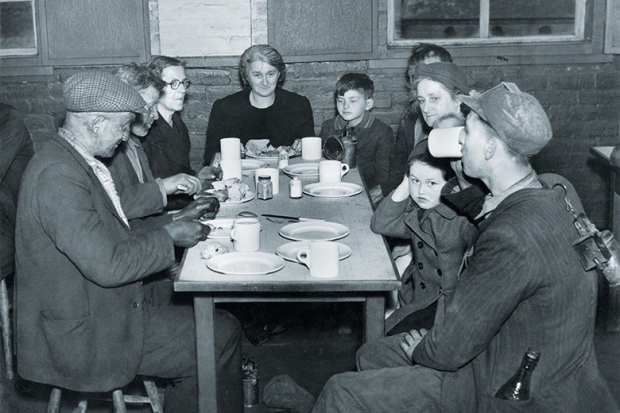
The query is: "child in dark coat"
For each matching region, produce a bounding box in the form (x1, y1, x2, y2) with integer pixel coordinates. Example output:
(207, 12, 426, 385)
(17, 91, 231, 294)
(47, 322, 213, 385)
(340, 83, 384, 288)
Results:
(371, 140, 477, 334)
(319, 73, 393, 205)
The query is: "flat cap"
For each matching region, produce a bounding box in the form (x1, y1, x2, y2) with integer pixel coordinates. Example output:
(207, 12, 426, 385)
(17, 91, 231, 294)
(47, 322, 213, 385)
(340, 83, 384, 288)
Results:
(460, 82, 552, 157)
(63, 70, 146, 113)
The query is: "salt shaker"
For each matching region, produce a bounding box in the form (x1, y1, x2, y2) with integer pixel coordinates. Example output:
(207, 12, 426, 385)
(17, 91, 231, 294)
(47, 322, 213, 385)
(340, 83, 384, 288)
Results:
(257, 175, 273, 200)
(278, 149, 289, 169)
(289, 177, 302, 198)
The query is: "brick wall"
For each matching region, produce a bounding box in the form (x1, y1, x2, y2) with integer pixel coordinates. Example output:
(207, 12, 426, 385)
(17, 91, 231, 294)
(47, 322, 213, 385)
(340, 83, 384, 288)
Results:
(1, 59, 619, 228)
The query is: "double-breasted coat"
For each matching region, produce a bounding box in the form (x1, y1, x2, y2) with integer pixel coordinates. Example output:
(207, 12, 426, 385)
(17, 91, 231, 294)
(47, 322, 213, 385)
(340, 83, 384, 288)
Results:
(371, 195, 478, 333)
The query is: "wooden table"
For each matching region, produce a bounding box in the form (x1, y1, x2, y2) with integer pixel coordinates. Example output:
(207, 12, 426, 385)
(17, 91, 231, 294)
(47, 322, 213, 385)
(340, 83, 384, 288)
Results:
(591, 146, 620, 235)
(174, 160, 400, 413)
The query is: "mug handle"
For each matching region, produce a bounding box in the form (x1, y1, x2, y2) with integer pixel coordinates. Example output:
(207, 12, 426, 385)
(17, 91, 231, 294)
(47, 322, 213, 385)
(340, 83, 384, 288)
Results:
(230, 228, 238, 242)
(341, 163, 350, 177)
(296, 249, 310, 268)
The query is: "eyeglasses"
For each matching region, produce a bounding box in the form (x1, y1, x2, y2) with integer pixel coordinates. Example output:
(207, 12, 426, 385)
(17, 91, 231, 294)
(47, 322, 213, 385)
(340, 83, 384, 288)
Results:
(165, 79, 191, 90)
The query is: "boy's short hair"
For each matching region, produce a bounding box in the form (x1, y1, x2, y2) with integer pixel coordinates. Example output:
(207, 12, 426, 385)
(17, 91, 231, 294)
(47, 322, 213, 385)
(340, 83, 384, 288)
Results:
(335, 73, 374, 99)
(407, 143, 455, 182)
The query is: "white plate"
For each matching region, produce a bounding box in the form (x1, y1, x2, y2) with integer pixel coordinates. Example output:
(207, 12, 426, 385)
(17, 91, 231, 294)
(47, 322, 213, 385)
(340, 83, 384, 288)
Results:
(276, 241, 352, 262)
(246, 152, 301, 162)
(202, 189, 256, 206)
(200, 218, 235, 239)
(207, 252, 285, 275)
(241, 159, 267, 176)
(279, 221, 349, 241)
(282, 163, 319, 178)
(302, 182, 363, 198)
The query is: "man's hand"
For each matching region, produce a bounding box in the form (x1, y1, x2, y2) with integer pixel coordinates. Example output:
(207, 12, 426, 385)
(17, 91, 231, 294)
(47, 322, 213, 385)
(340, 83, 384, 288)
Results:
(162, 173, 202, 195)
(164, 218, 210, 248)
(399, 328, 428, 362)
(292, 138, 302, 153)
(173, 197, 220, 221)
(450, 160, 474, 191)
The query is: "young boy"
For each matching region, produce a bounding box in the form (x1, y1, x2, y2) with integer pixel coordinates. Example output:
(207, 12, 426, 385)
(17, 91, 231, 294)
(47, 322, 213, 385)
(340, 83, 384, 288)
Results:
(319, 73, 393, 204)
(370, 141, 477, 335)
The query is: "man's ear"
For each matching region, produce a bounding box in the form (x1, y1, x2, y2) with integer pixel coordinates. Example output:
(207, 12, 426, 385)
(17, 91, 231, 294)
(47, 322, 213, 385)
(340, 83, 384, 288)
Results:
(484, 136, 496, 160)
(365, 97, 375, 111)
(91, 115, 106, 134)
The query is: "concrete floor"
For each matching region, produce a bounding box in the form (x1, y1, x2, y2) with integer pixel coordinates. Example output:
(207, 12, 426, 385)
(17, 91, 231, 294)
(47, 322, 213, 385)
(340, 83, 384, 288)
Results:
(2, 301, 620, 412)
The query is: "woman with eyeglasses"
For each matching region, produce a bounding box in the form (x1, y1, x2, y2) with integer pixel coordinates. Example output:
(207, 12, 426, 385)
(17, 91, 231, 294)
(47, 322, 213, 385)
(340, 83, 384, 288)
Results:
(143, 55, 195, 209)
(203, 44, 315, 165)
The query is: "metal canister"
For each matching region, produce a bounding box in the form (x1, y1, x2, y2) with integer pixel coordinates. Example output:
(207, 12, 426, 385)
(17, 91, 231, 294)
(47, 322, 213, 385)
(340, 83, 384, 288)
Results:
(342, 137, 358, 168)
(257, 175, 273, 200)
(242, 357, 259, 407)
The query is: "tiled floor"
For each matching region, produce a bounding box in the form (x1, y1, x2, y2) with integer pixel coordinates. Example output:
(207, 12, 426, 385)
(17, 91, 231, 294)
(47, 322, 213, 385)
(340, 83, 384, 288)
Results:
(2, 301, 620, 412)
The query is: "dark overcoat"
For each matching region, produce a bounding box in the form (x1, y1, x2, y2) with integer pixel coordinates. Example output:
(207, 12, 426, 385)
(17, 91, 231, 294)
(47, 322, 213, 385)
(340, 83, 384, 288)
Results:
(15, 134, 175, 391)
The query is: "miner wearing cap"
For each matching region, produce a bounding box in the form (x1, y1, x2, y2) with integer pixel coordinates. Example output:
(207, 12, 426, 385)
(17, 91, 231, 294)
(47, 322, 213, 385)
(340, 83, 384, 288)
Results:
(311, 83, 618, 412)
(14, 71, 243, 413)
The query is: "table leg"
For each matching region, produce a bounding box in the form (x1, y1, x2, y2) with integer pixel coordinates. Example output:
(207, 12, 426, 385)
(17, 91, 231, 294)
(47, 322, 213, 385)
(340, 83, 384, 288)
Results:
(193, 295, 217, 413)
(364, 294, 385, 342)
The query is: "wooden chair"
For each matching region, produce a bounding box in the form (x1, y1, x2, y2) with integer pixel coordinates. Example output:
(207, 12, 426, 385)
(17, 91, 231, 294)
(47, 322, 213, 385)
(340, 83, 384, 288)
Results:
(47, 377, 164, 413)
(0, 267, 14, 380)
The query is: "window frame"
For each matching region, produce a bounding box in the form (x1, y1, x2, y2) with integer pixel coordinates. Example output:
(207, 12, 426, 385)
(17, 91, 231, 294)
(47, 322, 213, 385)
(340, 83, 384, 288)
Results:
(0, 0, 38, 57)
(382, 0, 611, 66)
(388, 0, 586, 47)
(1, 0, 150, 76)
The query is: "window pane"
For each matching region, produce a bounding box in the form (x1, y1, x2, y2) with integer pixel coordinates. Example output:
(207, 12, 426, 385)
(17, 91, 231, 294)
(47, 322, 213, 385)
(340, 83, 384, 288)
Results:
(395, 0, 480, 40)
(489, 0, 575, 37)
(0, 0, 36, 55)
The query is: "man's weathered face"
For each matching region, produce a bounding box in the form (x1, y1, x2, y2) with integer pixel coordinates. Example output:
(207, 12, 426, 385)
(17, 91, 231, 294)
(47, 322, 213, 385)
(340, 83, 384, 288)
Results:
(460, 112, 489, 179)
(131, 86, 160, 137)
(94, 112, 135, 158)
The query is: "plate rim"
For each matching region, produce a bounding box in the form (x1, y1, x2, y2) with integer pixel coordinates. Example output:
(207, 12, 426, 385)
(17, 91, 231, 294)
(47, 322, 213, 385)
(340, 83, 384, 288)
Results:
(282, 162, 320, 177)
(241, 159, 267, 170)
(216, 190, 256, 206)
(302, 182, 363, 198)
(201, 218, 235, 239)
(275, 241, 352, 261)
(246, 152, 301, 161)
(207, 251, 285, 275)
(278, 221, 350, 241)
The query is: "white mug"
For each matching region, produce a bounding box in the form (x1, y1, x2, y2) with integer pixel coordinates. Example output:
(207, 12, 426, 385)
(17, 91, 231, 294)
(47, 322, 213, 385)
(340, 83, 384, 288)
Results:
(319, 160, 349, 183)
(230, 217, 261, 252)
(297, 241, 339, 278)
(254, 167, 279, 195)
(220, 137, 241, 160)
(301, 137, 322, 161)
(428, 127, 464, 158)
(220, 159, 243, 180)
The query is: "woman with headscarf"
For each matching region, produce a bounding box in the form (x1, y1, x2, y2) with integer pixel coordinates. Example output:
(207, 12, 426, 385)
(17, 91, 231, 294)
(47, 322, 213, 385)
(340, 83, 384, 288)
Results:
(203, 44, 315, 165)
(388, 61, 471, 192)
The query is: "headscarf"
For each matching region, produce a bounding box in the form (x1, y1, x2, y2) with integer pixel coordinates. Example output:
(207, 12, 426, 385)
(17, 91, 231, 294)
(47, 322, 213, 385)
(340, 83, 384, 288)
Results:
(413, 62, 471, 95)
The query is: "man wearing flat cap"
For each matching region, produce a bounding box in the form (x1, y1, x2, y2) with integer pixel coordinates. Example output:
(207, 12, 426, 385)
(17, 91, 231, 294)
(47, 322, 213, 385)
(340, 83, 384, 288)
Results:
(312, 83, 618, 412)
(15, 71, 243, 413)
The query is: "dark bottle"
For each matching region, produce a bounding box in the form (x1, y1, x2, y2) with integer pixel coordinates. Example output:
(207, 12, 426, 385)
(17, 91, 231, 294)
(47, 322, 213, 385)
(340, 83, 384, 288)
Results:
(495, 348, 540, 401)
